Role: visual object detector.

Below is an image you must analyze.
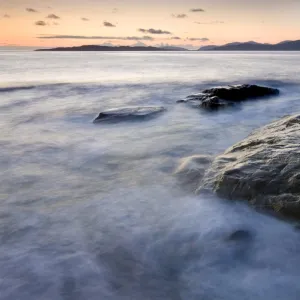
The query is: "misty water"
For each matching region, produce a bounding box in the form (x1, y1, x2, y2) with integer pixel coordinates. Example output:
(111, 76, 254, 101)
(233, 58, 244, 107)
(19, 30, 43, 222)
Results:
(1, 51, 300, 299)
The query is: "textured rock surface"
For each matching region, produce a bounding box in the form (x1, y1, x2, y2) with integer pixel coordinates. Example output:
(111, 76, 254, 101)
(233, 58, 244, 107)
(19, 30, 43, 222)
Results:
(199, 114, 300, 219)
(177, 84, 279, 109)
(174, 155, 212, 192)
(93, 106, 165, 123)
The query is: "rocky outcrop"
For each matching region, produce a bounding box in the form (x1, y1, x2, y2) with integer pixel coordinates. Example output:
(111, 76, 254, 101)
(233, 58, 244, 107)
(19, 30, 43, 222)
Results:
(199, 114, 300, 219)
(174, 155, 212, 192)
(177, 84, 279, 109)
(93, 106, 165, 123)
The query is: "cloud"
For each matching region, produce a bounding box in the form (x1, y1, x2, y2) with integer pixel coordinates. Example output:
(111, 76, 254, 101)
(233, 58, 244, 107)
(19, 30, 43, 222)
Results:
(81, 17, 89, 21)
(103, 21, 116, 27)
(37, 35, 154, 41)
(171, 37, 181, 40)
(177, 44, 199, 50)
(155, 42, 172, 48)
(157, 43, 200, 50)
(26, 8, 38, 13)
(172, 14, 187, 18)
(53, 22, 59, 26)
(35, 20, 47, 26)
(112, 8, 118, 13)
(99, 42, 116, 47)
(3, 14, 10, 18)
(154, 42, 197, 50)
(131, 41, 148, 47)
(190, 8, 205, 12)
(138, 28, 172, 35)
(187, 37, 210, 42)
(46, 14, 60, 19)
(195, 21, 224, 24)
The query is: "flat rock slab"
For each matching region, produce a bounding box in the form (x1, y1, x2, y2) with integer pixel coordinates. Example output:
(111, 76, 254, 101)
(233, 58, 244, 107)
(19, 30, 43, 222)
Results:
(199, 114, 300, 219)
(93, 106, 166, 123)
(178, 84, 279, 109)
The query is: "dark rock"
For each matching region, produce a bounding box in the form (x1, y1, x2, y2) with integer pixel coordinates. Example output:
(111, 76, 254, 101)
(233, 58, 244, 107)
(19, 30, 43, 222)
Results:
(226, 229, 253, 242)
(202, 84, 279, 101)
(177, 84, 279, 109)
(93, 106, 165, 123)
(201, 96, 231, 109)
(199, 114, 300, 219)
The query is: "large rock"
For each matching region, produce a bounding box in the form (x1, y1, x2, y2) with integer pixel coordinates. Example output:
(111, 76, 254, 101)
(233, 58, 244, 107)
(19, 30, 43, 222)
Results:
(174, 155, 212, 192)
(177, 84, 279, 109)
(199, 114, 300, 219)
(93, 106, 165, 123)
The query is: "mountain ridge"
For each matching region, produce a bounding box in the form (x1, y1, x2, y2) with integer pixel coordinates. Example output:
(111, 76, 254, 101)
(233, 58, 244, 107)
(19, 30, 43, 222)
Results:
(198, 40, 300, 51)
(35, 45, 188, 51)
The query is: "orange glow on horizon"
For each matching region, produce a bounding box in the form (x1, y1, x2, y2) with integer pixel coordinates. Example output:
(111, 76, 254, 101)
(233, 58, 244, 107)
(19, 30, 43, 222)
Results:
(1, 0, 300, 48)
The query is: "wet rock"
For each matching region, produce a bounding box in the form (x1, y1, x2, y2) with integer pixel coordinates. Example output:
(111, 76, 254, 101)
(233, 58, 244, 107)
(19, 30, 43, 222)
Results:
(174, 155, 212, 192)
(226, 229, 253, 242)
(93, 106, 165, 123)
(199, 114, 300, 219)
(177, 84, 279, 109)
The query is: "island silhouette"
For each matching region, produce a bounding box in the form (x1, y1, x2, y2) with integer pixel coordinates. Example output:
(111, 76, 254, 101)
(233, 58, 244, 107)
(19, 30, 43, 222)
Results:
(36, 40, 300, 51)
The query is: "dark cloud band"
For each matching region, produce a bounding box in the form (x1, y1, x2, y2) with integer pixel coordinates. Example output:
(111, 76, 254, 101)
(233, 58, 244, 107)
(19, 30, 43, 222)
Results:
(35, 21, 47, 26)
(26, 8, 38, 13)
(104, 22, 116, 27)
(190, 8, 205, 12)
(172, 14, 187, 18)
(187, 37, 209, 41)
(37, 35, 154, 41)
(138, 28, 172, 34)
(46, 14, 60, 19)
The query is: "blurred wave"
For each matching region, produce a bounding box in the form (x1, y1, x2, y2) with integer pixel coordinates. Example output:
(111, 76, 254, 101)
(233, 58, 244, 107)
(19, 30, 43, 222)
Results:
(1, 190, 300, 300)
(2, 51, 300, 299)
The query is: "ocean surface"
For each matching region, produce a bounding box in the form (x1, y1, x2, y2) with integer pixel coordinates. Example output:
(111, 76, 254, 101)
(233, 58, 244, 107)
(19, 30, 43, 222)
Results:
(1, 51, 300, 299)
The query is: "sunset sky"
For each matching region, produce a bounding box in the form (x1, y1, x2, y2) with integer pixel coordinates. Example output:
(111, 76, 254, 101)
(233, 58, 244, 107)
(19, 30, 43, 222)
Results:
(1, 0, 300, 49)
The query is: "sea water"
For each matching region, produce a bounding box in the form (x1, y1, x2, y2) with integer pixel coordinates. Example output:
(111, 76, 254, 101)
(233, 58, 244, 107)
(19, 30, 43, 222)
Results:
(1, 50, 300, 299)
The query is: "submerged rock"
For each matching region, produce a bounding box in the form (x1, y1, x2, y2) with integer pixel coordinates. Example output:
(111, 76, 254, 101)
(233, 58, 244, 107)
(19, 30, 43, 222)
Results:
(93, 106, 165, 123)
(226, 229, 253, 242)
(199, 114, 300, 219)
(178, 84, 279, 109)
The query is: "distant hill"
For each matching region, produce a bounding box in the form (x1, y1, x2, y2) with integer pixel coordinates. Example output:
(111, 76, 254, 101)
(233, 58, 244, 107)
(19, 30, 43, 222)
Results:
(36, 45, 188, 51)
(159, 45, 188, 51)
(198, 40, 300, 51)
(197, 45, 217, 51)
(35, 40, 300, 52)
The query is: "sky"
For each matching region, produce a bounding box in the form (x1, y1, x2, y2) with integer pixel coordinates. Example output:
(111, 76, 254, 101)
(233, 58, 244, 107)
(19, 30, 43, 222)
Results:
(1, 0, 300, 49)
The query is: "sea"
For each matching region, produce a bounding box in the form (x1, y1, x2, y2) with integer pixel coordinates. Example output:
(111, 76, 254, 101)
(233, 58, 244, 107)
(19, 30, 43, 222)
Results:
(1, 50, 300, 299)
